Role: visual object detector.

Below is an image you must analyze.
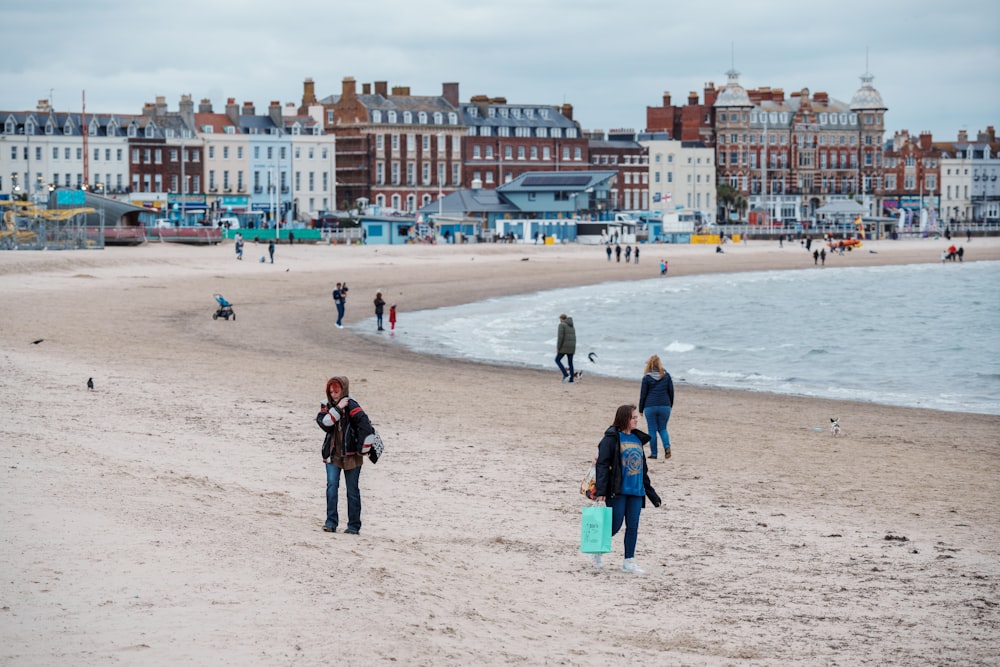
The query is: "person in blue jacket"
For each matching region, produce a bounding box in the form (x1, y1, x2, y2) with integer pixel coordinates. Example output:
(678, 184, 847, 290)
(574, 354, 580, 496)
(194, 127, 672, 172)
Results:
(639, 354, 675, 459)
(593, 404, 661, 574)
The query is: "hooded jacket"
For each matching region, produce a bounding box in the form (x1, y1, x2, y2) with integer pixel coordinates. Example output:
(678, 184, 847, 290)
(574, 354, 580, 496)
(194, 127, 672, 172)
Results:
(317, 375, 375, 464)
(557, 317, 577, 354)
(593, 425, 661, 507)
(639, 370, 674, 412)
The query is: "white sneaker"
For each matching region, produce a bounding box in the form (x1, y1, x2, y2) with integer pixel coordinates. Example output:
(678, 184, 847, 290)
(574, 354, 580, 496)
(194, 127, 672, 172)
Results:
(587, 553, 603, 569)
(621, 558, 645, 575)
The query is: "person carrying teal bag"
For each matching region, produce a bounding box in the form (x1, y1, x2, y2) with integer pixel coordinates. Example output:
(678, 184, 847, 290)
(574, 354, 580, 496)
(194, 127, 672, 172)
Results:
(591, 404, 662, 574)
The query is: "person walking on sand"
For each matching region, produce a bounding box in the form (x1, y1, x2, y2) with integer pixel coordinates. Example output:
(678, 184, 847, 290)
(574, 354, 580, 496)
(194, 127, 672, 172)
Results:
(625, 245, 632, 263)
(317, 376, 376, 535)
(615, 244, 622, 262)
(555, 313, 577, 383)
(591, 404, 661, 572)
(606, 245, 612, 262)
(374, 291, 386, 331)
(235, 232, 244, 261)
(820, 248, 826, 266)
(638, 354, 675, 459)
(332, 282, 347, 329)
(813, 249, 819, 265)
(268, 239, 275, 264)
(634, 246, 639, 264)
(660, 259, 668, 276)
(389, 303, 397, 331)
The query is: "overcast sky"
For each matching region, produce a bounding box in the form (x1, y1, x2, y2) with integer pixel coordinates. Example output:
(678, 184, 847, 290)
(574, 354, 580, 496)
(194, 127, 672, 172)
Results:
(2, 0, 996, 142)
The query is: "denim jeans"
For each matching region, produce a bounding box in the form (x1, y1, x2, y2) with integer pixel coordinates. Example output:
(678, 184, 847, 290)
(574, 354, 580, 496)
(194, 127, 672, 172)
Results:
(325, 463, 362, 533)
(336, 303, 345, 326)
(608, 494, 643, 559)
(555, 352, 575, 379)
(643, 405, 671, 457)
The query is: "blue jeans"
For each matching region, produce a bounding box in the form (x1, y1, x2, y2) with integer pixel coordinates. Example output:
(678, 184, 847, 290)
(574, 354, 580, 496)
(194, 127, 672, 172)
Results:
(325, 464, 362, 533)
(336, 303, 345, 326)
(555, 352, 575, 379)
(644, 405, 671, 457)
(608, 494, 643, 559)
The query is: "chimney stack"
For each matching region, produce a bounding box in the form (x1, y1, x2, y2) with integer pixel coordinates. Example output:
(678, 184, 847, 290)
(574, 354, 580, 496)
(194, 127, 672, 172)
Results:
(442, 82, 459, 107)
(374, 81, 388, 97)
(225, 98, 239, 125)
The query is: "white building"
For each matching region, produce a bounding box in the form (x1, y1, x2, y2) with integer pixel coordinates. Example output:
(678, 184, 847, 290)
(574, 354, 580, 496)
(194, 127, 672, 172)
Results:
(639, 133, 715, 221)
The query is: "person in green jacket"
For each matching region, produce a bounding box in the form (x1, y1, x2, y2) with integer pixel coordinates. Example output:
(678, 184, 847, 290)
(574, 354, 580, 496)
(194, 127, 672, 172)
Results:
(555, 313, 577, 382)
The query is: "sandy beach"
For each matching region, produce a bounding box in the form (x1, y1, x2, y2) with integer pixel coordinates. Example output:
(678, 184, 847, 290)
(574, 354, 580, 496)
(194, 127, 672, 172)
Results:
(2, 237, 999, 666)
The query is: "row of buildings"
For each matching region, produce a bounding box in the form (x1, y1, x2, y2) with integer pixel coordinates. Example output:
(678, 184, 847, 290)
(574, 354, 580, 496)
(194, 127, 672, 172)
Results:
(1, 73, 997, 227)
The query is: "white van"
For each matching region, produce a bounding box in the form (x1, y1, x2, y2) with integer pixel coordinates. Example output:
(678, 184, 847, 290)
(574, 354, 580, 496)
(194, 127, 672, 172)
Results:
(217, 216, 241, 229)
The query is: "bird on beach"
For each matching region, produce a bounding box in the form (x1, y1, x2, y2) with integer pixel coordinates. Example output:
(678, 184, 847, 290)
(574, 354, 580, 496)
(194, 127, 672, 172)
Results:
(87, 377, 94, 391)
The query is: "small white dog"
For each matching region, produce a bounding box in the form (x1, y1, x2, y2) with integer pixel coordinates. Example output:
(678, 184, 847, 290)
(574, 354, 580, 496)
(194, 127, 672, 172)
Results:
(830, 417, 842, 437)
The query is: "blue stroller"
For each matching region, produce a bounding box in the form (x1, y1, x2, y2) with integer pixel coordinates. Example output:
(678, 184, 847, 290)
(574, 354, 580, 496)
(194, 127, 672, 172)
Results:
(213, 294, 235, 321)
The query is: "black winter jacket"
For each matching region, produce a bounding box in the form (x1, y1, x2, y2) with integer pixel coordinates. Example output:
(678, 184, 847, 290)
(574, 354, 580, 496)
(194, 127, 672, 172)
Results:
(593, 426, 661, 507)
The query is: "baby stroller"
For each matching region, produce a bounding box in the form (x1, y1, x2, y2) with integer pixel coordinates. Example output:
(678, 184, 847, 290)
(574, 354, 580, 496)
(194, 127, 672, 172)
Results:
(213, 293, 235, 321)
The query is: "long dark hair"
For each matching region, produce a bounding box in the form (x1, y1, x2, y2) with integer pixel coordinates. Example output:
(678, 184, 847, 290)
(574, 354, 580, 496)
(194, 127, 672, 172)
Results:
(613, 404, 637, 432)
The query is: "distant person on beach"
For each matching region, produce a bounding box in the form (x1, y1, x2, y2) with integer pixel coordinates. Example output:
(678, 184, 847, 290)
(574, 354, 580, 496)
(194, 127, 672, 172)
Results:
(615, 244, 622, 262)
(820, 248, 826, 265)
(317, 376, 375, 535)
(625, 246, 632, 263)
(555, 313, 577, 383)
(332, 282, 346, 329)
(268, 239, 275, 264)
(813, 249, 819, 265)
(288, 231, 295, 245)
(638, 354, 675, 460)
(591, 404, 661, 573)
(606, 245, 612, 262)
(234, 233, 244, 261)
(660, 259, 668, 276)
(374, 291, 386, 331)
(389, 303, 397, 331)
(634, 246, 639, 264)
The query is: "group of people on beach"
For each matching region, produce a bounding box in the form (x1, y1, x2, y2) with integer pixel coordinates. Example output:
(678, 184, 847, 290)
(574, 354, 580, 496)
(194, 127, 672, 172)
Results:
(555, 311, 675, 573)
(605, 243, 640, 264)
(332, 282, 397, 332)
(318, 305, 676, 575)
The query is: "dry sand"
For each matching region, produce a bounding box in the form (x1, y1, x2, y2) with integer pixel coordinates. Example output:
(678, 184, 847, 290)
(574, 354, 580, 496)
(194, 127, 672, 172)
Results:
(2, 237, 999, 666)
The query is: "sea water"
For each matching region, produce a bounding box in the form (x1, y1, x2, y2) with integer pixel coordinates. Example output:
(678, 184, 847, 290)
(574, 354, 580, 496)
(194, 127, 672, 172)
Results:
(364, 261, 1000, 415)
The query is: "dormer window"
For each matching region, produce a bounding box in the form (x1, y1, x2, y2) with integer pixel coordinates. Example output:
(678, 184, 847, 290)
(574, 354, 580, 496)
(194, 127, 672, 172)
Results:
(512, 108, 521, 119)
(499, 108, 508, 118)
(144, 125, 154, 138)
(403, 111, 412, 123)
(418, 111, 427, 124)
(488, 108, 496, 118)
(525, 109, 534, 119)
(372, 110, 382, 123)
(540, 109, 550, 120)
(63, 122, 73, 136)
(224, 126, 235, 134)
(4, 119, 14, 134)
(128, 125, 137, 138)
(448, 112, 458, 125)
(467, 107, 478, 118)
(46, 123, 54, 135)
(433, 112, 443, 124)
(165, 128, 175, 138)
(387, 111, 397, 123)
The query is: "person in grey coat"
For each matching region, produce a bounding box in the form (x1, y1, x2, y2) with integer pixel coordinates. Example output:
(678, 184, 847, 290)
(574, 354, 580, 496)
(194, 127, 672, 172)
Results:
(555, 313, 577, 382)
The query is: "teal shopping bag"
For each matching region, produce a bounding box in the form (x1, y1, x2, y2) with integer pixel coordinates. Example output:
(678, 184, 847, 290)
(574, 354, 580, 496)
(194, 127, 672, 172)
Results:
(580, 505, 612, 554)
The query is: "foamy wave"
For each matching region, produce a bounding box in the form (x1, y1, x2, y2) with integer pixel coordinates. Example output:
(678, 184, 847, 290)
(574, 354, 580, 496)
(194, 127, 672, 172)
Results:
(665, 341, 695, 353)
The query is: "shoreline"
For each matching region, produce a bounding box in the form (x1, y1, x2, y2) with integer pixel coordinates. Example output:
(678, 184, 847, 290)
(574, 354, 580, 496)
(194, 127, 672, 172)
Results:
(2, 238, 999, 665)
